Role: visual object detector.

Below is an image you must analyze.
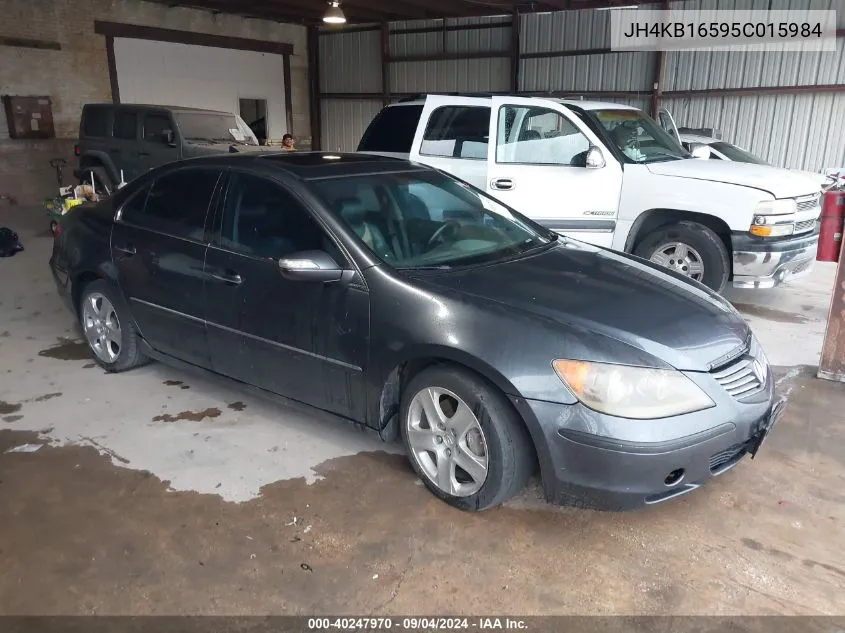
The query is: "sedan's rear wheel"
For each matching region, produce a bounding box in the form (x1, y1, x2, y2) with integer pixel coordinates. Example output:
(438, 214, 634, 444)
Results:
(400, 366, 534, 511)
(79, 280, 146, 372)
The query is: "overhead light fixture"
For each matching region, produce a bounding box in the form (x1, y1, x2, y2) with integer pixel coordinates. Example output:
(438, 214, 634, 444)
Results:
(323, 1, 346, 24)
(595, 4, 639, 9)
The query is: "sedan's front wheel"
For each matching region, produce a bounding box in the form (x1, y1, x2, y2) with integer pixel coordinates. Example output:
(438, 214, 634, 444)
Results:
(400, 366, 534, 511)
(79, 280, 146, 372)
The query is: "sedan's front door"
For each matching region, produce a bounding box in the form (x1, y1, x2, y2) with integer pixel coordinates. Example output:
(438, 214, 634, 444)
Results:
(486, 96, 624, 248)
(111, 167, 221, 367)
(203, 171, 368, 420)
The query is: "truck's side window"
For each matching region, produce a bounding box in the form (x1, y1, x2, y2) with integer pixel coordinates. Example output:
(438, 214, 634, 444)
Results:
(496, 106, 590, 167)
(420, 106, 490, 160)
(143, 114, 170, 142)
(113, 111, 138, 140)
(82, 106, 111, 138)
(358, 105, 423, 152)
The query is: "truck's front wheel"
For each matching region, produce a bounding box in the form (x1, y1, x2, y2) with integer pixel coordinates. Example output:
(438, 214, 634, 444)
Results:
(634, 221, 730, 292)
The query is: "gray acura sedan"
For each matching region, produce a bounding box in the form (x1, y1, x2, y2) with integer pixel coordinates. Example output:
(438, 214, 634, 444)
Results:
(49, 153, 782, 511)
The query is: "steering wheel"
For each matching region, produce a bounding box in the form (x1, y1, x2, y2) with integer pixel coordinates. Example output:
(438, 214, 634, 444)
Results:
(427, 220, 461, 247)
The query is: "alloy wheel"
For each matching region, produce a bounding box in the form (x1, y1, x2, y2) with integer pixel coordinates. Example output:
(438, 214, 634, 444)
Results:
(406, 386, 489, 497)
(649, 241, 705, 281)
(82, 293, 122, 363)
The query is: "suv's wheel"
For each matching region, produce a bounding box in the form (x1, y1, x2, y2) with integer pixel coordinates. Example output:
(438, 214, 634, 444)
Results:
(81, 166, 113, 199)
(634, 221, 730, 292)
(400, 365, 534, 511)
(78, 280, 146, 372)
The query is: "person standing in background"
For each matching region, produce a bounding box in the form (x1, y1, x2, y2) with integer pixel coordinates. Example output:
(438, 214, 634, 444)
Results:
(282, 134, 296, 152)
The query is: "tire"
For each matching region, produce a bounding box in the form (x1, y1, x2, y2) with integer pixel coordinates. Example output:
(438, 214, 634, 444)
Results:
(81, 166, 113, 199)
(78, 279, 147, 372)
(400, 365, 534, 511)
(634, 221, 730, 292)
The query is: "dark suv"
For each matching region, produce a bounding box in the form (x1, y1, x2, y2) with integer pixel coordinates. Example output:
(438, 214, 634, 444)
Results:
(75, 104, 270, 193)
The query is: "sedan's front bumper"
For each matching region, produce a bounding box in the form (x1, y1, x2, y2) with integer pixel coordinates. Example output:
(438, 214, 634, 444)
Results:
(509, 369, 776, 510)
(732, 230, 818, 289)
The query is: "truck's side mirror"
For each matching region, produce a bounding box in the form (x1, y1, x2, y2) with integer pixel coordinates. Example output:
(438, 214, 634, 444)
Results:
(688, 143, 711, 160)
(585, 146, 606, 169)
(162, 129, 175, 146)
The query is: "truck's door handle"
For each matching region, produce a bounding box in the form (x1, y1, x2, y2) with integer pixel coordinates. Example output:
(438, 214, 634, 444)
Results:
(208, 271, 243, 286)
(137, 151, 150, 157)
(491, 178, 514, 191)
(114, 244, 136, 256)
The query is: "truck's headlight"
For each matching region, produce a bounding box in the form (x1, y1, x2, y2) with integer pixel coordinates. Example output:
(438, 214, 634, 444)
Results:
(553, 360, 714, 419)
(754, 199, 797, 215)
(750, 215, 794, 237)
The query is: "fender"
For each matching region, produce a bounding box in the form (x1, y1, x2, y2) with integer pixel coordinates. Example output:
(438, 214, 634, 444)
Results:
(78, 150, 120, 184)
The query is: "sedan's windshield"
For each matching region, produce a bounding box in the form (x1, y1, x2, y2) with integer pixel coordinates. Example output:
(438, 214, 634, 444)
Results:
(311, 171, 556, 269)
(710, 141, 768, 165)
(590, 109, 688, 163)
(174, 112, 258, 145)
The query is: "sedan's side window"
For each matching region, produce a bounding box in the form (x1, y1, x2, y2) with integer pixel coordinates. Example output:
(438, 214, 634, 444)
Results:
(220, 173, 344, 263)
(121, 169, 219, 241)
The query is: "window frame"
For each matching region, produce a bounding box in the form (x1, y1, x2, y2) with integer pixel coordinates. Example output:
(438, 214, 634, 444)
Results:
(494, 104, 592, 167)
(419, 105, 491, 161)
(115, 167, 222, 244)
(209, 169, 352, 268)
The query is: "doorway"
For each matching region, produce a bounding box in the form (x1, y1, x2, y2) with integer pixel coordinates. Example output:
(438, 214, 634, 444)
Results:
(239, 98, 268, 145)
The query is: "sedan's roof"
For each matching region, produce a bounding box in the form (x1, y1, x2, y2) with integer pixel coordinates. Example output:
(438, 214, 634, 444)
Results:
(177, 151, 428, 180)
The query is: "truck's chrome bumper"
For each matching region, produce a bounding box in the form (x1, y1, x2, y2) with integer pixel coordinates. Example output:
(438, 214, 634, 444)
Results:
(732, 231, 819, 289)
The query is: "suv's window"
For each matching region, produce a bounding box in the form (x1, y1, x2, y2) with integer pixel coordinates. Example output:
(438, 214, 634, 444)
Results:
(421, 106, 490, 159)
(220, 173, 344, 262)
(122, 169, 220, 240)
(496, 106, 590, 166)
(113, 110, 137, 140)
(143, 113, 171, 142)
(358, 105, 423, 153)
(82, 106, 111, 138)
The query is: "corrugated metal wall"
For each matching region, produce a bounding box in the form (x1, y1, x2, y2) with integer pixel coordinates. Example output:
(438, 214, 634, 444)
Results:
(318, 0, 845, 170)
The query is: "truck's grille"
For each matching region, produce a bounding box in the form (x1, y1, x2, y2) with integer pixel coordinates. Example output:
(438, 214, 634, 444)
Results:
(795, 193, 821, 213)
(709, 442, 747, 473)
(712, 357, 765, 400)
(793, 219, 817, 234)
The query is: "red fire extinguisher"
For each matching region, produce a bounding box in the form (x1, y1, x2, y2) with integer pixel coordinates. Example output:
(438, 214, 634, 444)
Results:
(817, 190, 845, 262)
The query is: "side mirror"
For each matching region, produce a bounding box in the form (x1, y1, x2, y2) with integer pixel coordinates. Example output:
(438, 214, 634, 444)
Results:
(278, 250, 349, 283)
(585, 146, 606, 169)
(162, 129, 176, 146)
(688, 143, 711, 159)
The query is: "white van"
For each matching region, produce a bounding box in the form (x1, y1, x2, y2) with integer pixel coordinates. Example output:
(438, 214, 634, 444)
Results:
(357, 94, 822, 292)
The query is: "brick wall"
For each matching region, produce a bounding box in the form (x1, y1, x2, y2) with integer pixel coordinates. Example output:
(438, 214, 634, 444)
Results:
(0, 0, 309, 205)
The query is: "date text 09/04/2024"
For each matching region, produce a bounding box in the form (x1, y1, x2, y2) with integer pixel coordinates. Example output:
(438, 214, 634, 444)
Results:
(622, 21, 822, 39)
(307, 618, 528, 630)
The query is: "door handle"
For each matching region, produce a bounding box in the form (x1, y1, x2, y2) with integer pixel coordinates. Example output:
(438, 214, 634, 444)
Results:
(137, 151, 151, 157)
(208, 271, 243, 286)
(491, 178, 514, 191)
(114, 244, 136, 256)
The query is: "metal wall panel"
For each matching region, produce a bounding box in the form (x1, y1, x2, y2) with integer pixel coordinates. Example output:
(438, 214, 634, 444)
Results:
(319, 30, 381, 93)
(521, 52, 654, 92)
(448, 26, 510, 54)
(390, 58, 510, 93)
(663, 93, 845, 171)
(320, 99, 383, 152)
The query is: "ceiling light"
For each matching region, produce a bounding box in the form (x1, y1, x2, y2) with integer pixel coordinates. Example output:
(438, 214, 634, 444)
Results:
(323, 1, 346, 24)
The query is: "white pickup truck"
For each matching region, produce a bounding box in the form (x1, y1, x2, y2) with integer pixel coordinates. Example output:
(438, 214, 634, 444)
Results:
(357, 94, 822, 292)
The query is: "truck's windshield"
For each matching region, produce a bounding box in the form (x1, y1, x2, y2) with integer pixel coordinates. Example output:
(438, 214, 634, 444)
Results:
(710, 141, 768, 165)
(590, 109, 688, 164)
(311, 171, 557, 269)
(174, 112, 258, 146)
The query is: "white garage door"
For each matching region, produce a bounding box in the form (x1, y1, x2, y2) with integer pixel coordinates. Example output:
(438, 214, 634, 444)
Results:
(113, 38, 287, 142)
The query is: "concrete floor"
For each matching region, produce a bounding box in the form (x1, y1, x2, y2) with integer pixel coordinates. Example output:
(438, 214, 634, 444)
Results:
(1, 206, 844, 616)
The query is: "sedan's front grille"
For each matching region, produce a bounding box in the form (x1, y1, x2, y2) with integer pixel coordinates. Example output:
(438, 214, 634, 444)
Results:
(709, 442, 747, 473)
(712, 357, 765, 400)
(793, 219, 817, 234)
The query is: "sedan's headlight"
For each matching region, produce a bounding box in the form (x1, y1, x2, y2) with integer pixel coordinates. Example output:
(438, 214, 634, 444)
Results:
(754, 198, 797, 215)
(553, 360, 715, 419)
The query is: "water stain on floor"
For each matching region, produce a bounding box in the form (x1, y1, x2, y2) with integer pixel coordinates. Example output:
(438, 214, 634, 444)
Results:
(163, 380, 183, 386)
(227, 402, 247, 412)
(37, 337, 90, 361)
(152, 408, 221, 423)
(32, 393, 62, 402)
(2, 415, 23, 423)
(732, 303, 811, 324)
(0, 401, 22, 415)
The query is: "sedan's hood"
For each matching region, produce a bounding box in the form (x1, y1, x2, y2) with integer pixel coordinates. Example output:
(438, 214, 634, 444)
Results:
(412, 243, 751, 372)
(647, 159, 821, 198)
